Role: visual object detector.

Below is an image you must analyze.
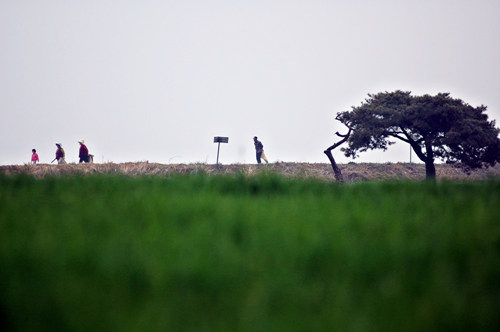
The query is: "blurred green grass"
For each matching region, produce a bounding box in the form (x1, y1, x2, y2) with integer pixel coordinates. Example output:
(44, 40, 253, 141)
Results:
(0, 174, 499, 331)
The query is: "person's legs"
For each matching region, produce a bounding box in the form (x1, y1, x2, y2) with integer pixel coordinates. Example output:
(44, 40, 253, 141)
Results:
(256, 152, 262, 164)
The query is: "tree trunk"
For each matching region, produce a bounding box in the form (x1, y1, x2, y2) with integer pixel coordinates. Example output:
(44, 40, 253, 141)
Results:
(424, 140, 436, 180)
(324, 128, 351, 182)
(324, 149, 344, 182)
(425, 161, 436, 180)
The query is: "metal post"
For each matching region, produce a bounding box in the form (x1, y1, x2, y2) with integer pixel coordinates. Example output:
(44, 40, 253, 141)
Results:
(216, 142, 221, 168)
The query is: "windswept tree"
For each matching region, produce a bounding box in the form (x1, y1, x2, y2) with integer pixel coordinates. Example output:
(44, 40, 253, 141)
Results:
(327, 91, 500, 180)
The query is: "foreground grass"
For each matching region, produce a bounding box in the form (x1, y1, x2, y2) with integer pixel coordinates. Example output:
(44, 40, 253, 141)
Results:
(0, 174, 499, 331)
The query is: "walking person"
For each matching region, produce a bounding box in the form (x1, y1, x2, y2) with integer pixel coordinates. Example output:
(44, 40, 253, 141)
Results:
(253, 136, 268, 164)
(78, 140, 90, 163)
(31, 149, 39, 164)
(54, 143, 66, 164)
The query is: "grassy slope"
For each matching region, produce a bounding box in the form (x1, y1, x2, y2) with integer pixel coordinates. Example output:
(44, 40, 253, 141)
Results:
(1, 174, 499, 331)
(2, 162, 500, 181)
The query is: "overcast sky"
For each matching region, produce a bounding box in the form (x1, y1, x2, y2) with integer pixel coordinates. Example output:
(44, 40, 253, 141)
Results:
(1, 0, 499, 165)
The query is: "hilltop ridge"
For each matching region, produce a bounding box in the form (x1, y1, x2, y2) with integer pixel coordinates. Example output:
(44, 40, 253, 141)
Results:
(2, 162, 500, 182)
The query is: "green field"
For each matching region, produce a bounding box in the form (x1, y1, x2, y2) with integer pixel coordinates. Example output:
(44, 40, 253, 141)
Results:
(1, 174, 499, 331)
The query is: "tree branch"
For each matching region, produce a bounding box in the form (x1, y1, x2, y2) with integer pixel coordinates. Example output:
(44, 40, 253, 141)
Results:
(398, 128, 428, 162)
(325, 128, 352, 152)
(387, 132, 411, 143)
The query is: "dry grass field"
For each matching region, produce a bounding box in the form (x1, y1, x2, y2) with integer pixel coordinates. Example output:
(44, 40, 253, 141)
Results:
(2, 162, 500, 181)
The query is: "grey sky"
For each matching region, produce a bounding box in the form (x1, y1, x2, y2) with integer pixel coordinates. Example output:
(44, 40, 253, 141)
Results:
(1, 0, 499, 165)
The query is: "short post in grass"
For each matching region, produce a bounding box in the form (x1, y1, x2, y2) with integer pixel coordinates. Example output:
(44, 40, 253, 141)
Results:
(213, 136, 229, 169)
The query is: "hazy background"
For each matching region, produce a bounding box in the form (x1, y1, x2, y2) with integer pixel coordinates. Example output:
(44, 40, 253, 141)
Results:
(1, 0, 499, 165)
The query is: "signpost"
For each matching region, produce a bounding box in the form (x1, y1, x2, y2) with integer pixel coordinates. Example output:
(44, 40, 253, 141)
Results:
(213, 136, 229, 168)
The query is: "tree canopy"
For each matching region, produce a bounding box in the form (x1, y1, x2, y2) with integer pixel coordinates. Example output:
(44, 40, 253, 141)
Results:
(334, 91, 500, 179)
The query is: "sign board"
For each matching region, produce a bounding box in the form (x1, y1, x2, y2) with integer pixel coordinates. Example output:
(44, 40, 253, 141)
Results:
(214, 136, 229, 143)
(213, 136, 229, 168)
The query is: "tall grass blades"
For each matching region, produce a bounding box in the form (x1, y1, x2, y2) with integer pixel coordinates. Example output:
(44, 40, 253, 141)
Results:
(0, 175, 499, 331)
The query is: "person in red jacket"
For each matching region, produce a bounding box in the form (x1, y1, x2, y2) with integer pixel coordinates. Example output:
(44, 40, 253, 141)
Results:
(78, 140, 90, 163)
(31, 149, 39, 164)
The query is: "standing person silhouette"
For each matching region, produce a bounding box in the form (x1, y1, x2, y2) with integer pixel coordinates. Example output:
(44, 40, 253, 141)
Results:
(253, 136, 268, 164)
(31, 149, 39, 164)
(78, 140, 90, 163)
(55, 143, 66, 164)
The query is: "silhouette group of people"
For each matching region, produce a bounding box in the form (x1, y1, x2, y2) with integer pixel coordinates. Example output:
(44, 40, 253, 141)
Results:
(31, 140, 92, 165)
(30, 137, 268, 165)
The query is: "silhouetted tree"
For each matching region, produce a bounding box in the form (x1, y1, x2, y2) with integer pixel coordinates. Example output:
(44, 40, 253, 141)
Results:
(328, 91, 500, 180)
